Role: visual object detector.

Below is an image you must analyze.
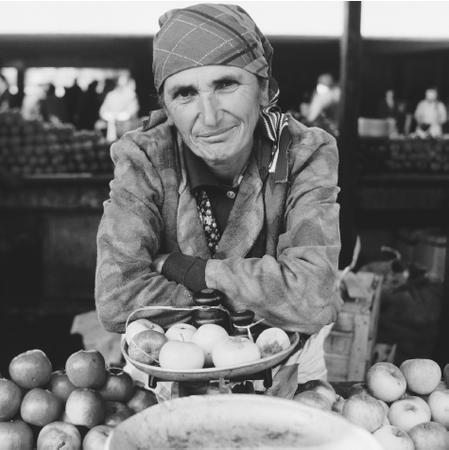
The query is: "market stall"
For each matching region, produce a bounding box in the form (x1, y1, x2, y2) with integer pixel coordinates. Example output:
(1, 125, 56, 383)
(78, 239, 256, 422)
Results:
(2, 283, 449, 449)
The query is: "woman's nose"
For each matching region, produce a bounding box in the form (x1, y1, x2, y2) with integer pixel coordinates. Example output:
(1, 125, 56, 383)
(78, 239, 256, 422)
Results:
(199, 94, 220, 127)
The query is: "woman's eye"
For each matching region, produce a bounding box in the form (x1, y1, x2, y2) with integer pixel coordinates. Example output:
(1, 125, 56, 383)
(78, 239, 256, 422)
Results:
(174, 88, 196, 100)
(217, 80, 238, 90)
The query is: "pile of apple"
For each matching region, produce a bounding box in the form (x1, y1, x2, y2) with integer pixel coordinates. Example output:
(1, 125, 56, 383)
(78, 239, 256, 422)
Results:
(126, 318, 291, 370)
(359, 138, 449, 174)
(292, 359, 449, 450)
(0, 110, 113, 176)
(0, 348, 157, 449)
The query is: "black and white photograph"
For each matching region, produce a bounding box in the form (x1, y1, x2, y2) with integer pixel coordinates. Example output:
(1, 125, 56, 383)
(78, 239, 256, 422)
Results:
(1, 1, 449, 448)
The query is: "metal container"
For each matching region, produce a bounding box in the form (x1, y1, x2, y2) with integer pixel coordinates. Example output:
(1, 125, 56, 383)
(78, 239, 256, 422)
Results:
(106, 394, 382, 449)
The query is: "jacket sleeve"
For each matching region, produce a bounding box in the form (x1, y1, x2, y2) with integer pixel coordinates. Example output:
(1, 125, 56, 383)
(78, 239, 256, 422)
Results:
(205, 128, 343, 334)
(95, 134, 193, 333)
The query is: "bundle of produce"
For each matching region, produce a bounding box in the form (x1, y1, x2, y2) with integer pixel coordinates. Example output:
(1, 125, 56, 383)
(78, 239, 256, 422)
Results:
(359, 137, 449, 174)
(294, 358, 449, 450)
(0, 348, 157, 449)
(0, 110, 113, 176)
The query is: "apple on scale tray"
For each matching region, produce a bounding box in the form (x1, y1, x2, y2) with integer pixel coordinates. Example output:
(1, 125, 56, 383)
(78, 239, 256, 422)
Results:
(121, 332, 300, 388)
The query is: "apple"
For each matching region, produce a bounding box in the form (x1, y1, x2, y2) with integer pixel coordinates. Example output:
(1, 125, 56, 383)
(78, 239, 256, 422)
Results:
(0, 378, 22, 421)
(8, 349, 52, 389)
(434, 380, 448, 392)
(37, 421, 82, 450)
(388, 396, 431, 432)
(158, 341, 205, 370)
(65, 388, 105, 428)
(211, 337, 261, 368)
(0, 420, 34, 450)
(366, 362, 407, 402)
(299, 379, 337, 406)
(427, 389, 449, 428)
(104, 401, 134, 427)
(192, 324, 229, 365)
(83, 425, 113, 450)
(98, 368, 135, 402)
(20, 388, 64, 427)
(342, 391, 386, 432)
(255, 327, 290, 357)
(128, 329, 168, 365)
(347, 382, 368, 397)
(165, 323, 197, 342)
(292, 390, 332, 411)
(125, 319, 164, 345)
(408, 421, 449, 450)
(400, 359, 442, 395)
(373, 425, 414, 450)
(126, 385, 158, 412)
(49, 370, 76, 402)
(65, 350, 108, 389)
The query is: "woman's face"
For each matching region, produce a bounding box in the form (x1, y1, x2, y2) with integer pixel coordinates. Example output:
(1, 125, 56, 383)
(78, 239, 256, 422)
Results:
(162, 65, 266, 171)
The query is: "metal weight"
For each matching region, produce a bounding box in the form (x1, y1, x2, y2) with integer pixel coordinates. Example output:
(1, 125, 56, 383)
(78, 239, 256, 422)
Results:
(193, 288, 224, 307)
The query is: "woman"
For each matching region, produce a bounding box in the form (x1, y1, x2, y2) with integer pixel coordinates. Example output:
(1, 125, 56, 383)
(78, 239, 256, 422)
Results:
(95, 3, 342, 382)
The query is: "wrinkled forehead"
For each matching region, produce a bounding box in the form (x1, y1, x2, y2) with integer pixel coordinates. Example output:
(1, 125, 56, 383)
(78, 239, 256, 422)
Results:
(162, 65, 258, 94)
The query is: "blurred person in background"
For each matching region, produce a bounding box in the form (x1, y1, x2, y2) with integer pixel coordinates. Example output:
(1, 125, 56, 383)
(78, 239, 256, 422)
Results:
(64, 78, 83, 127)
(21, 84, 46, 120)
(0, 73, 10, 111)
(99, 74, 139, 141)
(396, 99, 413, 136)
(414, 87, 447, 138)
(78, 80, 101, 130)
(377, 89, 412, 136)
(95, 3, 342, 384)
(307, 73, 340, 136)
(378, 89, 397, 120)
(39, 83, 68, 124)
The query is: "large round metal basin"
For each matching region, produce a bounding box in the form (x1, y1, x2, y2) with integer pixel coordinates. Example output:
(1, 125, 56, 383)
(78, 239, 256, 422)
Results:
(106, 394, 382, 449)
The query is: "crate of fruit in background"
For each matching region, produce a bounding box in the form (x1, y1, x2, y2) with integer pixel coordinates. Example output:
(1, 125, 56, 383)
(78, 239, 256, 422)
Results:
(359, 137, 449, 174)
(0, 110, 113, 176)
(325, 271, 383, 382)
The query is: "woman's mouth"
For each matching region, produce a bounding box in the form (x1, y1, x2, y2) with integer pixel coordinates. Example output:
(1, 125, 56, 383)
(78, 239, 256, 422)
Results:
(197, 125, 237, 140)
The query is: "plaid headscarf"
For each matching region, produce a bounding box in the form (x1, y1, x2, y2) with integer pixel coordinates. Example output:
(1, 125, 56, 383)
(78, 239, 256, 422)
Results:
(152, 3, 278, 103)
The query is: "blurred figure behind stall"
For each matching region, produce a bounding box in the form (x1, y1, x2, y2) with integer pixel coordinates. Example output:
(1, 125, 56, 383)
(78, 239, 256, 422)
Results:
(396, 99, 413, 136)
(39, 83, 68, 124)
(414, 87, 447, 138)
(378, 89, 397, 119)
(78, 80, 101, 130)
(307, 73, 340, 136)
(378, 89, 412, 136)
(64, 78, 83, 127)
(99, 74, 139, 141)
(0, 74, 11, 111)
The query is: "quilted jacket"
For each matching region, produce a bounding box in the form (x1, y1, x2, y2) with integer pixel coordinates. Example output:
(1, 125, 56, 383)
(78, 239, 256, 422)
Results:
(95, 111, 342, 334)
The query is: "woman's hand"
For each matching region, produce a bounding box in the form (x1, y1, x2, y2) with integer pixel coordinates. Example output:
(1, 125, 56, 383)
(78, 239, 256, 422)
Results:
(151, 253, 170, 274)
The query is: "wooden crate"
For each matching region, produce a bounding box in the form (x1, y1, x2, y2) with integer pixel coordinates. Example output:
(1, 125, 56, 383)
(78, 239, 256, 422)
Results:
(325, 272, 383, 382)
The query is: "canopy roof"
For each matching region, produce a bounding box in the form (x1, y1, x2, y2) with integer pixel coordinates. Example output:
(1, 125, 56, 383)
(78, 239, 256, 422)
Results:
(0, 1, 448, 39)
